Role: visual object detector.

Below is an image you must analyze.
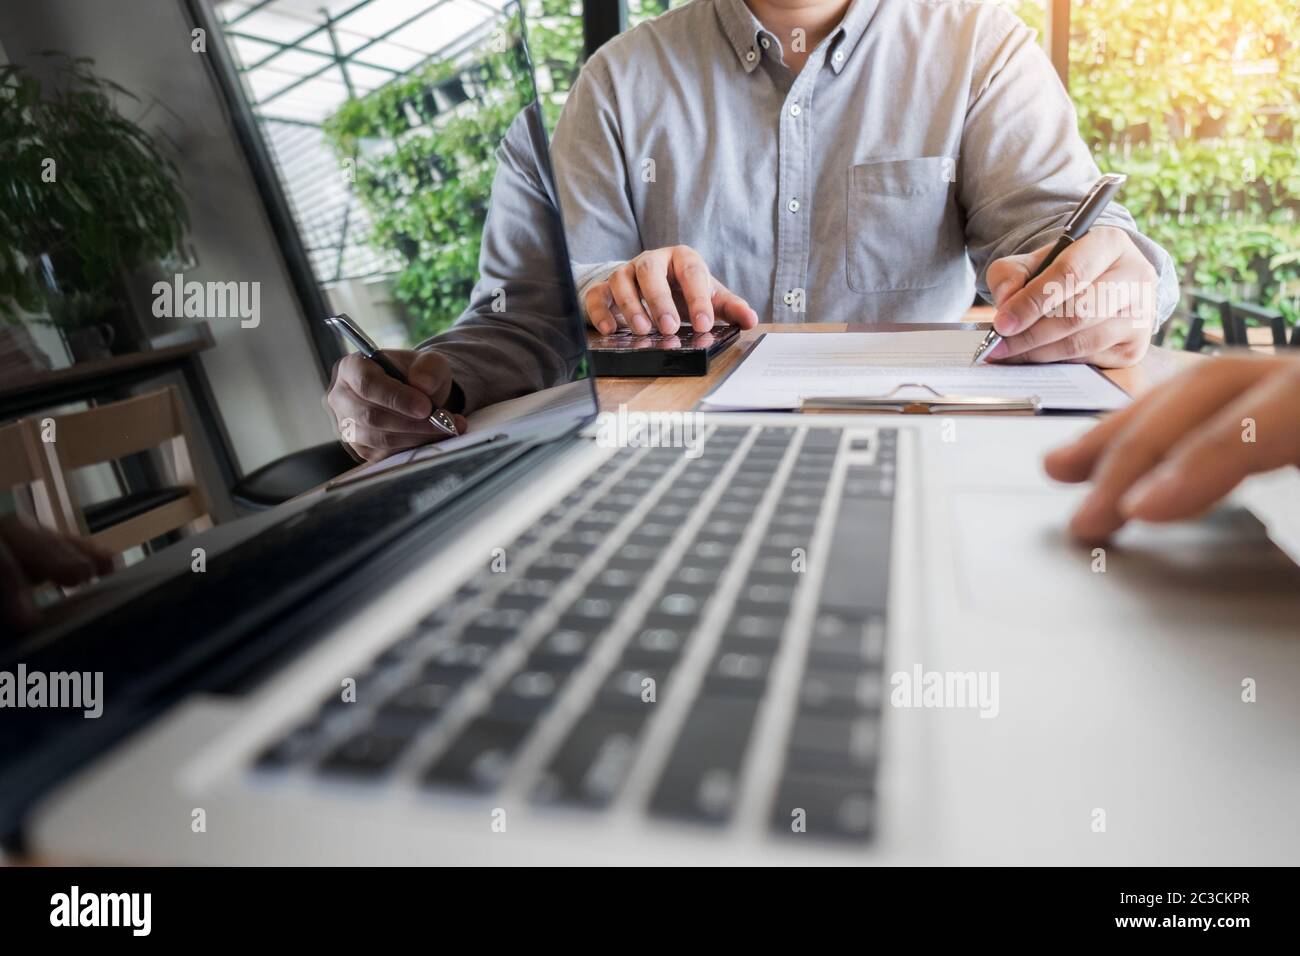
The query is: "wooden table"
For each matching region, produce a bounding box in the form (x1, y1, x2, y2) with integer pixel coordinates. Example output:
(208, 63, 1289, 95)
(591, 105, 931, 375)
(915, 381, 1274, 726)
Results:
(593, 315, 1196, 414)
(323, 315, 1194, 492)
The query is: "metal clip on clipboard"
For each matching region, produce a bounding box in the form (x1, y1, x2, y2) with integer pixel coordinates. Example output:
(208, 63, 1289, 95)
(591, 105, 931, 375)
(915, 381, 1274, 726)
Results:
(798, 383, 1041, 414)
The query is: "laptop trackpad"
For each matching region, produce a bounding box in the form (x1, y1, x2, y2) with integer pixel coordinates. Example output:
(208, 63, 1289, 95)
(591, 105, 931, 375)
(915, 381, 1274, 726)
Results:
(946, 488, 1300, 630)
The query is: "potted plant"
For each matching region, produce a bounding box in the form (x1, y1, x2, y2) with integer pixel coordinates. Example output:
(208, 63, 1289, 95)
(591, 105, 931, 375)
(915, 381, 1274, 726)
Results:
(0, 53, 188, 362)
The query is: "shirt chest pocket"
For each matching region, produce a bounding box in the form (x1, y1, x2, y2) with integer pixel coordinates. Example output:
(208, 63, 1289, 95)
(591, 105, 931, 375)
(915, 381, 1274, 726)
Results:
(845, 157, 964, 293)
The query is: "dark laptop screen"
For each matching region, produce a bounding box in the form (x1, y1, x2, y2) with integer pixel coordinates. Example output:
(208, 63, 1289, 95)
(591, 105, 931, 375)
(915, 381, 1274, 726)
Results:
(0, 1, 597, 840)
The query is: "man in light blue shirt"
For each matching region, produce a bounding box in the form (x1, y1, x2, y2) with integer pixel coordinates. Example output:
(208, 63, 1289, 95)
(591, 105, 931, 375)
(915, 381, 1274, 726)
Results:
(327, 0, 1179, 456)
(554, 0, 1176, 367)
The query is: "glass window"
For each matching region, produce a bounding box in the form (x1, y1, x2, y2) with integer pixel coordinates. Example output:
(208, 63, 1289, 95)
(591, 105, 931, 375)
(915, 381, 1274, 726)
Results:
(211, 0, 587, 348)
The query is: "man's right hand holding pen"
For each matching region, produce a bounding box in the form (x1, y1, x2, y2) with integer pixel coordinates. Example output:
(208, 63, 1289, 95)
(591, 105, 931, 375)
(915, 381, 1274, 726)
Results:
(325, 349, 468, 462)
(978, 174, 1162, 369)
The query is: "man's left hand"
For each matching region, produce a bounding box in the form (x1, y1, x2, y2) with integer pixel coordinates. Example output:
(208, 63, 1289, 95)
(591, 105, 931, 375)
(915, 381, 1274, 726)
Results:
(984, 226, 1159, 368)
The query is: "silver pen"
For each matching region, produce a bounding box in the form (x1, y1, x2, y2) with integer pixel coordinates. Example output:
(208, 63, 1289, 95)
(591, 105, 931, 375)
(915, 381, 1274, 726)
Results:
(972, 172, 1128, 365)
(324, 313, 459, 437)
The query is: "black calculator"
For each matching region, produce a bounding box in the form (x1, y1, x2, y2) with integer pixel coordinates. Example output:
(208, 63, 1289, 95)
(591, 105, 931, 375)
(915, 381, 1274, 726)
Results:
(587, 323, 742, 377)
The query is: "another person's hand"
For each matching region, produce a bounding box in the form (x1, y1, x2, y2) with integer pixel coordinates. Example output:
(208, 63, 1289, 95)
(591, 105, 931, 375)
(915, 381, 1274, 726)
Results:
(1045, 355, 1300, 541)
(985, 226, 1159, 368)
(325, 349, 468, 462)
(1, 514, 115, 634)
(584, 244, 759, 336)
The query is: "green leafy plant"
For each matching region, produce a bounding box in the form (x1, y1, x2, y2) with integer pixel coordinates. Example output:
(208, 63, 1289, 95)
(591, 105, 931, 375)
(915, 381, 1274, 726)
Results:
(0, 53, 189, 325)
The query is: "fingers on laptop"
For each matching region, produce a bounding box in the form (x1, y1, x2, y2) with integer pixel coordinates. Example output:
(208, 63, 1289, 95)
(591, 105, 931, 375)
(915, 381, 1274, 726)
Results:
(586, 245, 757, 335)
(1044, 356, 1300, 539)
(328, 350, 460, 460)
(1119, 361, 1300, 524)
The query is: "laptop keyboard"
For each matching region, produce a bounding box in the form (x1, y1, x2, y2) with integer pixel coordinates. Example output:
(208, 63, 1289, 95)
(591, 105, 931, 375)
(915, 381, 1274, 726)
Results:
(256, 424, 896, 843)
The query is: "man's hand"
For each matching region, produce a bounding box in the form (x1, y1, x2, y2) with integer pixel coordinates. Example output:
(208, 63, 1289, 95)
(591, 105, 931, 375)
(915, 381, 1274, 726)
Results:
(584, 245, 759, 335)
(1044, 355, 1300, 541)
(325, 349, 468, 462)
(985, 226, 1159, 368)
(1, 514, 115, 634)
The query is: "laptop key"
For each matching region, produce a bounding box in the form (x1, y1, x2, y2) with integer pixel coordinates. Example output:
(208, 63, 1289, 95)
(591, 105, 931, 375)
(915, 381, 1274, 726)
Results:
(703, 650, 773, 697)
(319, 727, 411, 777)
(422, 717, 532, 791)
(786, 713, 879, 782)
(623, 619, 692, 665)
(806, 613, 886, 668)
(564, 595, 620, 623)
(648, 696, 760, 824)
(428, 641, 497, 671)
(600, 665, 667, 711)
(462, 607, 530, 644)
(532, 710, 650, 808)
(256, 720, 325, 769)
(821, 498, 892, 614)
(770, 773, 875, 841)
(799, 667, 883, 715)
(383, 666, 474, 717)
(654, 592, 704, 617)
(487, 668, 567, 723)
(527, 628, 594, 670)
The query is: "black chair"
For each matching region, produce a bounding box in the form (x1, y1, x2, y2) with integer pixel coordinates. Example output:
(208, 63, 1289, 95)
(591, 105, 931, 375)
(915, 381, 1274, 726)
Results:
(1226, 301, 1290, 349)
(1181, 290, 1231, 352)
(230, 441, 358, 511)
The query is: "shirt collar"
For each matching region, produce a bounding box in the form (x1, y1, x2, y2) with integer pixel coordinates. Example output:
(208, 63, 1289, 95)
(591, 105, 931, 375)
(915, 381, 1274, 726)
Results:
(715, 0, 879, 75)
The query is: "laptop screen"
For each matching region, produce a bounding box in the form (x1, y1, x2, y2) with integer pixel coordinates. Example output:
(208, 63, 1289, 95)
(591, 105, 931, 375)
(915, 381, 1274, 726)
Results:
(0, 1, 597, 838)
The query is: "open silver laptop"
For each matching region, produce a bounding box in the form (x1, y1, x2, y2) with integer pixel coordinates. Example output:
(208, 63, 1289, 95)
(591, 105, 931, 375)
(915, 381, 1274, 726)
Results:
(5, 3, 1299, 865)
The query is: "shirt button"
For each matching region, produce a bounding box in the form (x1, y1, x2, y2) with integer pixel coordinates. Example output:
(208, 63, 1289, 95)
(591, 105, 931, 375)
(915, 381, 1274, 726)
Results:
(787, 198, 800, 213)
(760, 37, 771, 49)
(783, 292, 794, 305)
(789, 104, 801, 117)
(746, 50, 756, 62)
(833, 50, 845, 63)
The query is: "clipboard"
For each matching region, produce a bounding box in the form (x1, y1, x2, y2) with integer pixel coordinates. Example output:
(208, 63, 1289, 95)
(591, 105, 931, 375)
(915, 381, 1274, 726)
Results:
(798, 383, 1041, 414)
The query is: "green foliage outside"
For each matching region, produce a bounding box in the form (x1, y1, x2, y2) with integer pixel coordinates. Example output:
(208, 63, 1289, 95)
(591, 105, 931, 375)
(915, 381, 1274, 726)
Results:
(325, 0, 1299, 343)
(321, 1, 617, 343)
(1053, 0, 1300, 330)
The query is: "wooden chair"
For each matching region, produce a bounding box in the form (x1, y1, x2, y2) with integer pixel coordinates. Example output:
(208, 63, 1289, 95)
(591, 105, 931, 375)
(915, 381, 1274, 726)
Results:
(34, 387, 215, 556)
(0, 417, 72, 532)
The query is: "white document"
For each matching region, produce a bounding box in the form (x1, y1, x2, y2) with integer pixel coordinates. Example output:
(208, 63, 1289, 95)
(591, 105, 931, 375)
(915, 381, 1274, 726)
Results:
(701, 330, 1131, 412)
